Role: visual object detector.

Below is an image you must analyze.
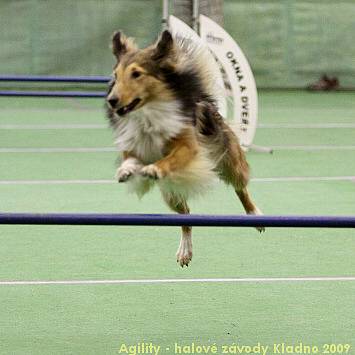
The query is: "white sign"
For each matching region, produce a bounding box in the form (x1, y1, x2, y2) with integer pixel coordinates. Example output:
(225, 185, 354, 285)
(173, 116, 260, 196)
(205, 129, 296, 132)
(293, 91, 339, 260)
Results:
(199, 15, 258, 149)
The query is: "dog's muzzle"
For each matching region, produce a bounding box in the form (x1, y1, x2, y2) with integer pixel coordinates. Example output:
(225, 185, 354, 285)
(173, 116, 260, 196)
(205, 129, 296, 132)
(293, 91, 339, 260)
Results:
(116, 98, 142, 116)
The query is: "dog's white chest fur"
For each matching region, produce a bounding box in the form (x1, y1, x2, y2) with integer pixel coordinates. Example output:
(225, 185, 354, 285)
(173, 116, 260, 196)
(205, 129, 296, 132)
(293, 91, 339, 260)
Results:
(113, 101, 187, 164)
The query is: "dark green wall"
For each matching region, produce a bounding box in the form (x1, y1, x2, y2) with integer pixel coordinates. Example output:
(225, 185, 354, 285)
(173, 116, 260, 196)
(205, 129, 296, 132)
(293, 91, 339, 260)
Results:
(1, 0, 354, 88)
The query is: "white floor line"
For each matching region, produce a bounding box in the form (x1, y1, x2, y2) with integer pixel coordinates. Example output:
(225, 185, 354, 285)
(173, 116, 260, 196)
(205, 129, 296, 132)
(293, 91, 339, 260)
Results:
(0, 276, 354, 286)
(0, 179, 115, 185)
(252, 176, 355, 182)
(272, 145, 355, 151)
(1, 123, 355, 130)
(0, 147, 116, 153)
(0, 124, 107, 129)
(258, 123, 355, 129)
(1, 145, 355, 153)
(0, 176, 353, 185)
(0, 108, 103, 114)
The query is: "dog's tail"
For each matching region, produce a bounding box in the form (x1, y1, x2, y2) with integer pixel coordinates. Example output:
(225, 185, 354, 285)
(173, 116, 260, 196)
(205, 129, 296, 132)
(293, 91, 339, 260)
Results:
(174, 37, 223, 104)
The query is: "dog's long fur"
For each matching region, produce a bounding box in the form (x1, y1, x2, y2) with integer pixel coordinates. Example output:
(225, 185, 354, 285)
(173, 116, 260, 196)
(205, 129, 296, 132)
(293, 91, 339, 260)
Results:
(106, 30, 264, 267)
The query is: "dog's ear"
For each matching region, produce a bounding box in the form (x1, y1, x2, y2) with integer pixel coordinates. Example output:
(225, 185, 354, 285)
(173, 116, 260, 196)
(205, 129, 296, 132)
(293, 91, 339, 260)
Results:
(152, 30, 174, 61)
(111, 31, 126, 59)
(111, 31, 136, 61)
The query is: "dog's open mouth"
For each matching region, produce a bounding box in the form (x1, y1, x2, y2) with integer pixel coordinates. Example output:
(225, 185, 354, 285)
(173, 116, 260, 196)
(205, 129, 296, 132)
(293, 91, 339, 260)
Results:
(117, 98, 142, 116)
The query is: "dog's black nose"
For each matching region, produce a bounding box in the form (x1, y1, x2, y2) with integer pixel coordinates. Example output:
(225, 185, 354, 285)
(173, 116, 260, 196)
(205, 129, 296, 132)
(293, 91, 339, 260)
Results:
(108, 97, 119, 108)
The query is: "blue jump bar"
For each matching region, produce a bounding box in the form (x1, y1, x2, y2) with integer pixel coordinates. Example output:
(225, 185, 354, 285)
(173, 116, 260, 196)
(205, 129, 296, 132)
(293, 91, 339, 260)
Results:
(0, 90, 106, 98)
(1, 213, 355, 228)
(0, 75, 110, 83)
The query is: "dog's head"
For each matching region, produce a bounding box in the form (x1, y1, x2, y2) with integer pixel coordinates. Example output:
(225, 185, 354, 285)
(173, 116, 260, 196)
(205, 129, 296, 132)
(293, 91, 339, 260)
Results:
(106, 30, 176, 117)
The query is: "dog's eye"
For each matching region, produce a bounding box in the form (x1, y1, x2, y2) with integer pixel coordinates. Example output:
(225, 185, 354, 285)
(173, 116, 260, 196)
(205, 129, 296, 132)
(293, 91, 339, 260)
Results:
(131, 70, 141, 79)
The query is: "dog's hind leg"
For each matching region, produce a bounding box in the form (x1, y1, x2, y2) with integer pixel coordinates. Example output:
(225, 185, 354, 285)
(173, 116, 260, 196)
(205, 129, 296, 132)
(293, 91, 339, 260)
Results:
(228, 180, 265, 233)
(235, 188, 265, 233)
(217, 129, 265, 232)
(161, 191, 192, 267)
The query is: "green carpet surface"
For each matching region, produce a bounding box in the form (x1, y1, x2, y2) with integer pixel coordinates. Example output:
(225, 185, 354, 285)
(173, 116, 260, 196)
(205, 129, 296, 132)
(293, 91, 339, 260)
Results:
(0, 91, 354, 355)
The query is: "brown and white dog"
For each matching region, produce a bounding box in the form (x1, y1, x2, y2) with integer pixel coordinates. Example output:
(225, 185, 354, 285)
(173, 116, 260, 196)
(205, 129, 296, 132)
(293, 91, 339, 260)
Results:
(106, 30, 264, 267)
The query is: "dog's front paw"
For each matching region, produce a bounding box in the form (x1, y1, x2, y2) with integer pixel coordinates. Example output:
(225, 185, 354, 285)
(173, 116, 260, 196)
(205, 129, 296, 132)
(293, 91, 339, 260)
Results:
(115, 166, 135, 183)
(140, 164, 164, 180)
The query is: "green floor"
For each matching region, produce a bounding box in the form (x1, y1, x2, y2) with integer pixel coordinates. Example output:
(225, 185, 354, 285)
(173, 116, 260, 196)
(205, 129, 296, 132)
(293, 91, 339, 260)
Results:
(0, 91, 354, 355)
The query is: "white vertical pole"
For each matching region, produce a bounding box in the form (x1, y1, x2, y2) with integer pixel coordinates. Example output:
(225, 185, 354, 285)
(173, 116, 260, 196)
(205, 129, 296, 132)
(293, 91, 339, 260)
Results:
(162, 0, 169, 30)
(192, 0, 199, 32)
